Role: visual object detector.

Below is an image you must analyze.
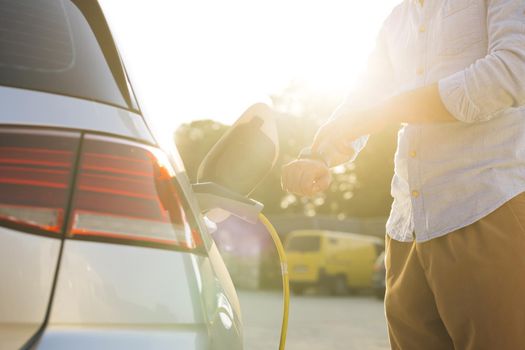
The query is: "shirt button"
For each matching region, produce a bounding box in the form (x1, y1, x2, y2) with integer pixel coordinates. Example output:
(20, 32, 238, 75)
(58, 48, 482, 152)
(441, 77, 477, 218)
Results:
(419, 25, 426, 33)
(412, 190, 420, 198)
(410, 150, 417, 158)
(416, 67, 424, 76)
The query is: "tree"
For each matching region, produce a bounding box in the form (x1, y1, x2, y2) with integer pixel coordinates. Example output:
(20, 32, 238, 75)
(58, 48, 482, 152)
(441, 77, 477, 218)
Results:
(174, 120, 229, 182)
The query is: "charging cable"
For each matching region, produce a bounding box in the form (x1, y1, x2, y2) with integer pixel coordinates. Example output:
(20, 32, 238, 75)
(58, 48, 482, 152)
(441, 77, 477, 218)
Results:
(258, 213, 289, 350)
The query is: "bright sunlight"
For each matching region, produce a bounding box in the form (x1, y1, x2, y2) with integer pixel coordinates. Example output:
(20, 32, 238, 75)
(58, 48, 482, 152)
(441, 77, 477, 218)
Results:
(99, 0, 400, 141)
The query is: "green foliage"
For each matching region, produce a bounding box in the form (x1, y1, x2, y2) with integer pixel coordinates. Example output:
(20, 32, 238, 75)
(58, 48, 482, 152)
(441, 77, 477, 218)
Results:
(174, 120, 229, 181)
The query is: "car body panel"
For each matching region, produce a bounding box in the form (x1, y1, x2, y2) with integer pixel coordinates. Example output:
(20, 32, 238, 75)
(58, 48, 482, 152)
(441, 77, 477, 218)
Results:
(49, 240, 203, 325)
(0, 86, 155, 145)
(0, 0, 244, 347)
(47, 239, 242, 349)
(0, 98, 243, 349)
(36, 325, 209, 350)
(189, 248, 243, 350)
(202, 244, 243, 334)
(0, 228, 61, 349)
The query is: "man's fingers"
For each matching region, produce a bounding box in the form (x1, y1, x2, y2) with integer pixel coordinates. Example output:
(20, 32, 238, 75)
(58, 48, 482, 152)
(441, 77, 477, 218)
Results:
(334, 138, 356, 155)
(299, 170, 317, 196)
(283, 163, 305, 195)
(313, 172, 331, 192)
(281, 159, 330, 196)
(300, 165, 331, 196)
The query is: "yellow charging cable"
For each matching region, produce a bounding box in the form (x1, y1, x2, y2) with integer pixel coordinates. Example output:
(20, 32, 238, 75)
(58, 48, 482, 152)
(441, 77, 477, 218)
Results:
(258, 213, 289, 350)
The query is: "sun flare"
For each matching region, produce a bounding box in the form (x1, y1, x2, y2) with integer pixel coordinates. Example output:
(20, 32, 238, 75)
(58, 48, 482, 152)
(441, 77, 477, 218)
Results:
(100, 0, 400, 142)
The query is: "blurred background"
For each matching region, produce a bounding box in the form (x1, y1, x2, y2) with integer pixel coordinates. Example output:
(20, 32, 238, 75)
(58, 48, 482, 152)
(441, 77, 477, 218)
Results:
(99, 1, 400, 349)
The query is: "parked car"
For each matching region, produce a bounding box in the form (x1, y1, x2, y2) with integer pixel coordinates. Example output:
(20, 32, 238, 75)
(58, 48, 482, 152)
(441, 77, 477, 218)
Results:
(285, 230, 383, 295)
(372, 251, 386, 299)
(0, 1, 247, 349)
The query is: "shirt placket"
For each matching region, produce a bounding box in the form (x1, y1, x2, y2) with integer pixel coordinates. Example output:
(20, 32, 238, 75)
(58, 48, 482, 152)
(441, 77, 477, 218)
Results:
(414, 0, 427, 87)
(407, 0, 429, 240)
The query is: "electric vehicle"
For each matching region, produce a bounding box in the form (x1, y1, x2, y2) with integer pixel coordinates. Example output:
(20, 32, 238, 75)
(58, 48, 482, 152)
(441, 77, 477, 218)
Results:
(0, 1, 281, 349)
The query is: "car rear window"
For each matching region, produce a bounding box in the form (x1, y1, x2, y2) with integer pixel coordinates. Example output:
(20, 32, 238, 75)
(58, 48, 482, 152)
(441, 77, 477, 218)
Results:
(286, 236, 321, 252)
(0, 0, 138, 111)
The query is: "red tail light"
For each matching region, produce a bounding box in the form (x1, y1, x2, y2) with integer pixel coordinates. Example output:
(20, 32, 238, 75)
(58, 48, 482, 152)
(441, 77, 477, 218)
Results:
(0, 129, 79, 234)
(69, 135, 201, 250)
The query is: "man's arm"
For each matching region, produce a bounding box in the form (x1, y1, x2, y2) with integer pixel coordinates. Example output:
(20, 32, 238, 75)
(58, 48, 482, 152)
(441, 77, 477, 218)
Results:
(373, 83, 456, 125)
(308, 23, 396, 167)
(313, 0, 525, 155)
(283, 21, 396, 195)
(382, 0, 525, 125)
(438, 0, 525, 123)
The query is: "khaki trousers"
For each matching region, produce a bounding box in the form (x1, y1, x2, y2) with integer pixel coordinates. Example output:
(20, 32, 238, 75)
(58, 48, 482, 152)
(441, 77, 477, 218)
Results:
(385, 193, 525, 350)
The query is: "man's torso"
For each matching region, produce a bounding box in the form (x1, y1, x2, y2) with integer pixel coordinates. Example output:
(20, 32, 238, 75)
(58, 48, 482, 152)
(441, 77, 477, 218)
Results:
(384, 0, 525, 242)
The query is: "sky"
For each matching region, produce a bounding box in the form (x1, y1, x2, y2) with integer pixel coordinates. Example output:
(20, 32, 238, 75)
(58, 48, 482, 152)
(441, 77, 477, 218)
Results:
(99, 0, 400, 144)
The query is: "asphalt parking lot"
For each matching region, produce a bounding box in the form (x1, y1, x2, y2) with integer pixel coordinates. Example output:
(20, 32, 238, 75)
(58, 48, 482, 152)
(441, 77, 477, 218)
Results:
(238, 290, 390, 350)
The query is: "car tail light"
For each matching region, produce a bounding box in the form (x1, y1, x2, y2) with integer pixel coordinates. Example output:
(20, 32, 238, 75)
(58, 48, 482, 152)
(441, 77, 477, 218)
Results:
(0, 129, 79, 234)
(68, 135, 201, 250)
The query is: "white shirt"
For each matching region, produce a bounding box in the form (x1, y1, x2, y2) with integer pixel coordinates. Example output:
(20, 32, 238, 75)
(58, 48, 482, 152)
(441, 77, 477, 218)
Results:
(340, 0, 525, 242)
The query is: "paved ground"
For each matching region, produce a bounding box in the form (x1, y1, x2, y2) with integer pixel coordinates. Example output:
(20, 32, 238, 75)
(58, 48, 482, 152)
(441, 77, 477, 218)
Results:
(238, 290, 390, 350)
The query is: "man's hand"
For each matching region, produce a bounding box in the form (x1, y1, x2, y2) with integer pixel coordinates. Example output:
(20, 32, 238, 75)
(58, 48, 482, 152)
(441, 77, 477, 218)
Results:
(281, 159, 332, 196)
(312, 107, 385, 157)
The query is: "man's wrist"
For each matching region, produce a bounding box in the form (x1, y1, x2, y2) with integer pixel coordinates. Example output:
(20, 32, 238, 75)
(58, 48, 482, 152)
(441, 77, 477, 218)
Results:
(297, 147, 329, 167)
(363, 105, 389, 132)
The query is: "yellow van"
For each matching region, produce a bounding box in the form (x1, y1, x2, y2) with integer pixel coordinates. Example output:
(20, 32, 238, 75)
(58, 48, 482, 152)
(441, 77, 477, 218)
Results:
(285, 230, 384, 295)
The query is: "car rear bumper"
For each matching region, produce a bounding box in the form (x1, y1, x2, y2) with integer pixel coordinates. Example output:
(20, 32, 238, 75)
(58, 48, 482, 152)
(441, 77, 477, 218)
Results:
(35, 324, 210, 350)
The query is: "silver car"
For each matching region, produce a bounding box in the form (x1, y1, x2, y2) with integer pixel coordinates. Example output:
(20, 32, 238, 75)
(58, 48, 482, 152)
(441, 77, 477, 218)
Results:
(0, 1, 244, 349)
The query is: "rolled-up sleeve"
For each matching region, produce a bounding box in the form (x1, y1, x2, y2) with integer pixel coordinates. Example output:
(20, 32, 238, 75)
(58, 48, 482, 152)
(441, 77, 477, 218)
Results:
(438, 0, 525, 123)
